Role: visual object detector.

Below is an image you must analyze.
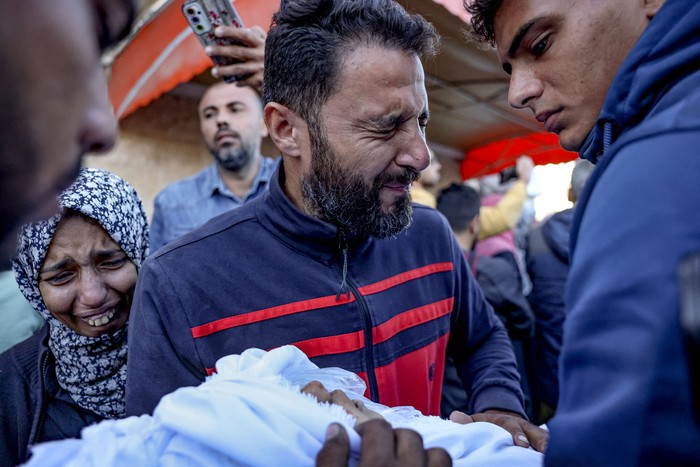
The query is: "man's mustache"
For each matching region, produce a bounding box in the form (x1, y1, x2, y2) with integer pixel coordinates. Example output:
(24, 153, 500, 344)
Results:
(215, 129, 241, 140)
(377, 168, 419, 187)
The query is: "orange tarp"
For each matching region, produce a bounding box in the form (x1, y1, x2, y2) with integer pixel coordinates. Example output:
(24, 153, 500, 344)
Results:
(108, 0, 279, 120)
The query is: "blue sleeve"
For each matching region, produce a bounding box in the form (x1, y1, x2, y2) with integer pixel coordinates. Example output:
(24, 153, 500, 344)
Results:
(148, 195, 167, 254)
(547, 132, 700, 464)
(447, 233, 525, 417)
(126, 256, 206, 416)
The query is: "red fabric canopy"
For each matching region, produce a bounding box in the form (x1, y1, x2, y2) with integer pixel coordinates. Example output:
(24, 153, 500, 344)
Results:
(460, 132, 578, 180)
(108, 0, 279, 120)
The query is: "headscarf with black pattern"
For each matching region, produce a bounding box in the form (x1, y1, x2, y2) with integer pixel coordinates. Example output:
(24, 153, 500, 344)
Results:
(12, 168, 148, 419)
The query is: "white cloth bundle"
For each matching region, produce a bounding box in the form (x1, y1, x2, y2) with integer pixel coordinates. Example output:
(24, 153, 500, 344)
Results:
(26, 346, 543, 466)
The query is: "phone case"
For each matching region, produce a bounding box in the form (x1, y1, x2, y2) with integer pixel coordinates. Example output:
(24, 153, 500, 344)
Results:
(182, 0, 245, 82)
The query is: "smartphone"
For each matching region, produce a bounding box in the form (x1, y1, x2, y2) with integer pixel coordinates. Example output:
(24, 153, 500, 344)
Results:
(182, 0, 245, 83)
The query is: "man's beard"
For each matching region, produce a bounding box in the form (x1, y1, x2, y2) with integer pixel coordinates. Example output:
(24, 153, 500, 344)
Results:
(301, 120, 417, 239)
(210, 133, 255, 172)
(212, 145, 252, 172)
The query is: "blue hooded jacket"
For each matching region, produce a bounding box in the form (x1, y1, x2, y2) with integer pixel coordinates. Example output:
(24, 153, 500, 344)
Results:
(547, 1, 700, 465)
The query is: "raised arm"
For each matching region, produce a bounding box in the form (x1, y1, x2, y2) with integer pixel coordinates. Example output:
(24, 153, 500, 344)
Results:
(478, 156, 533, 239)
(206, 25, 267, 94)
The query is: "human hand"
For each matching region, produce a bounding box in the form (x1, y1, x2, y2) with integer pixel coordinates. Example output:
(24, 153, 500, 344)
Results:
(316, 419, 453, 467)
(301, 380, 383, 426)
(206, 25, 266, 93)
(515, 155, 534, 183)
(449, 409, 548, 452)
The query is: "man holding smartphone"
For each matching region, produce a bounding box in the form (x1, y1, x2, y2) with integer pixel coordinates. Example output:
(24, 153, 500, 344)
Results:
(148, 19, 278, 252)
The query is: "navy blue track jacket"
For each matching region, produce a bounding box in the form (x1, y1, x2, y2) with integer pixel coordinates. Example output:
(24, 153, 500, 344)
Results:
(126, 166, 524, 417)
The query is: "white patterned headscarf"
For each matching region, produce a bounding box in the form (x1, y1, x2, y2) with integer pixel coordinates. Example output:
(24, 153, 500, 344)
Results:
(12, 168, 148, 419)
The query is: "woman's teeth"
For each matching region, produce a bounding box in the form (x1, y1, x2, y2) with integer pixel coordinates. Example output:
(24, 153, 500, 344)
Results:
(87, 311, 115, 327)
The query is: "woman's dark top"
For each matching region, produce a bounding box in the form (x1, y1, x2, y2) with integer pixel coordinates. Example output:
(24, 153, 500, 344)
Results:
(0, 324, 103, 466)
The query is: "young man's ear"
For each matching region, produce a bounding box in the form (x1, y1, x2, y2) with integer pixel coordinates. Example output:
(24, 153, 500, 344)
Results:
(264, 102, 307, 158)
(643, 0, 664, 19)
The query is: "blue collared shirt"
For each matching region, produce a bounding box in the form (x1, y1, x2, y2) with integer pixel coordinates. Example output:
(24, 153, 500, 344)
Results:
(149, 157, 280, 253)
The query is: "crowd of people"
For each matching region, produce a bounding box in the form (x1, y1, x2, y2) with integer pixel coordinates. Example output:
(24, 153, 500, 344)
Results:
(1, 0, 699, 465)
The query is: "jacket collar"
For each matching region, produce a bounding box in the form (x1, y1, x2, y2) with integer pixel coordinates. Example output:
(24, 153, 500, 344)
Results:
(254, 163, 372, 264)
(580, 0, 700, 163)
(206, 157, 278, 200)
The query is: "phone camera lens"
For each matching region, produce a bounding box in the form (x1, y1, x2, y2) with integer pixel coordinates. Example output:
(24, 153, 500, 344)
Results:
(186, 7, 195, 15)
(192, 16, 200, 23)
(196, 25, 204, 32)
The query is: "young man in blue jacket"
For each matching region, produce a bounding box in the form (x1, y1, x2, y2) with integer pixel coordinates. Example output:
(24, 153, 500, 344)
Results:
(127, 0, 546, 451)
(466, 0, 700, 464)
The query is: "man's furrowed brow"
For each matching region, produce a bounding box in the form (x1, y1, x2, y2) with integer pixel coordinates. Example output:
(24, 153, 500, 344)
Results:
(370, 113, 404, 128)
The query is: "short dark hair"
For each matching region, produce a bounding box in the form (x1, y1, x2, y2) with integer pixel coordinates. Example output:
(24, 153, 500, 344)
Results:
(437, 183, 481, 233)
(263, 0, 440, 122)
(463, 0, 503, 47)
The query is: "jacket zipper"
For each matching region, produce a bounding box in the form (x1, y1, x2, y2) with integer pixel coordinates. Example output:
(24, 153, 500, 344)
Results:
(33, 351, 50, 445)
(345, 277, 380, 402)
(334, 231, 379, 401)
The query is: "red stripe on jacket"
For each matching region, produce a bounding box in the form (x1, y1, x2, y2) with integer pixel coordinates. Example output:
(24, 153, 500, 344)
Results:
(293, 329, 365, 358)
(191, 262, 454, 339)
(192, 293, 355, 338)
(357, 262, 453, 295)
(288, 298, 453, 357)
(372, 297, 453, 344)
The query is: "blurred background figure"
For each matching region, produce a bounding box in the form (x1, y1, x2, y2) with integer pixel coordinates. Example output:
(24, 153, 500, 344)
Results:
(437, 183, 535, 419)
(474, 155, 535, 295)
(525, 159, 595, 424)
(473, 155, 534, 242)
(410, 146, 442, 208)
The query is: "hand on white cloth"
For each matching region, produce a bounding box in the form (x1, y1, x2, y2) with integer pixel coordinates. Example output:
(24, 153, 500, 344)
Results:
(317, 420, 453, 467)
(449, 410, 548, 452)
(301, 380, 384, 426)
